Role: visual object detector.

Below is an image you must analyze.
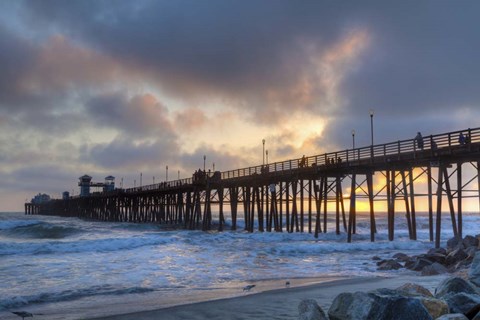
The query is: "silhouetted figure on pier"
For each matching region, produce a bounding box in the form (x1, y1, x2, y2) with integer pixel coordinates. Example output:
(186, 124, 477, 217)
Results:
(415, 132, 424, 149)
(299, 155, 306, 167)
(459, 132, 466, 145)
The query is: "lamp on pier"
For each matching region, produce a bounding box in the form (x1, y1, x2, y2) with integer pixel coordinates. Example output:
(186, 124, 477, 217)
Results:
(140, 172, 142, 187)
(351, 129, 356, 149)
(369, 109, 374, 146)
(178, 170, 180, 180)
(262, 139, 266, 165)
(166, 165, 168, 181)
(153, 176, 155, 184)
(266, 150, 269, 165)
(213, 162, 215, 171)
(203, 155, 206, 171)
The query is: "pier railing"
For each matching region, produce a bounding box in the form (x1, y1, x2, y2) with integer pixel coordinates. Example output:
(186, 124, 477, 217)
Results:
(122, 127, 479, 193)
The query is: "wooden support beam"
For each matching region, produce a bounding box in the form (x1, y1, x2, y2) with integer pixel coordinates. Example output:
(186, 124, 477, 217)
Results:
(347, 173, 356, 243)
(367, 172, 375, 242)
(401, 170, 413, 239)
(457, 162, 463, 238)
(308, 180, 313, 233)
(408, 168, 417, 240)
(314, 177, 324, 238)
(443, 166, 458, 238)
(435, 165, 444, 248)
(427, 165, 433, 242)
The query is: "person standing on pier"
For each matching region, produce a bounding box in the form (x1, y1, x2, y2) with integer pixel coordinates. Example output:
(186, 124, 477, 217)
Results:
(415, 132, 424, 149)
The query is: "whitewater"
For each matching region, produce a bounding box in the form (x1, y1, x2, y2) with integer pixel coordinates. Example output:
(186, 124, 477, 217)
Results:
(0, 211, 476, 319)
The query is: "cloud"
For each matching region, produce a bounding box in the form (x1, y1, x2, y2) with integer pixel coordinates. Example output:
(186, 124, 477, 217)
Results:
(85, 92, 174, 138)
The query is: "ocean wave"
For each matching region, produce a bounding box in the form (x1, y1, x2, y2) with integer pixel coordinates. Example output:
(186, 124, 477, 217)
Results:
(0, 233, 175, 256)
(0, 222, 83, 239)
(0, 285, 155, 311)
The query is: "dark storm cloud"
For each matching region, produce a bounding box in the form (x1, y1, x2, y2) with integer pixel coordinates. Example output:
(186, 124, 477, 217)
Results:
(22, 0, 360, 122)
(85, 135, 178, 169)
(85, 92, 175, 137)
(22, 1, 480, 125)
(0, 24, 45, 111)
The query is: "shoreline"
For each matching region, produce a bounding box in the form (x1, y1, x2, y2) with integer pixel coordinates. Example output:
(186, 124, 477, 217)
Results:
(89, 273, 449, 320)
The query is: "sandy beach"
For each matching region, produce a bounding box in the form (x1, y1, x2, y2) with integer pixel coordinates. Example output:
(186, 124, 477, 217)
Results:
(90, 274, 449, 320)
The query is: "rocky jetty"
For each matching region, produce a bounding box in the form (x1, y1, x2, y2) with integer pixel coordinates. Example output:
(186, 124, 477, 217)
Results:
(298, 235, 480, 320)
(375, 235, 480, 275)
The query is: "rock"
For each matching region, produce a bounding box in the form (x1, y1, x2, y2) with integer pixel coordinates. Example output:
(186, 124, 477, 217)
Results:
(446, 248, 469, 266)
(436, 277, 479, 298)
(377, 259, 403, 271)
(421, 262, 449, 276)
(328, 289, 433, 320)
(443, 292, 480, 315)
(436, 314, 468, 320)
(408, 257, 434, 271)
(396, 283, 433, 297)
(419, 298, 449, 319)
(298, 299, 328, 320)
(466, 304, 480, 319)
(448, 237, 465, 251)
(470, 252, 480, 287)
(376, 259, 387, 266)
(392, 252, 410, 262)
(452, 260, 472, 273)
(428, 247, 447, 256)
(425, 252, 447, 264)
(372, 256, 382, 261)
(466, 246, 477, 259)
(464, 235, 479, 249)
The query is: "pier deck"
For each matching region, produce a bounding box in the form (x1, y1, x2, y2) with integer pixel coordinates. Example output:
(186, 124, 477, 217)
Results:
(26, 127, 480, 247)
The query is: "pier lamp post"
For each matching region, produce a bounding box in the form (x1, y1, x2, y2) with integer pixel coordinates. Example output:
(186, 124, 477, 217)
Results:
(369, 109, 374, 159)
(262, 139, 266, 165)
(166, 165, 168, 181)
(121, 177, 124, 188)
(178, 170, 180, 180)
(134, 179, 136, 188)
(352, 130, 356, 160)
(369, 109, 374, 146)
(140, 172, 142, 187)
(203, 155, 206, 171)
(153, 176, 155, 184)
(213, 162, 215, 171)
(266, 150, 269, 165)
(352, 129, 356, 149)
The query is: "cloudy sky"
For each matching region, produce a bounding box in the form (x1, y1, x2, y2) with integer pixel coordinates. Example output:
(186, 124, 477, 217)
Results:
(1, 0, 480, 211)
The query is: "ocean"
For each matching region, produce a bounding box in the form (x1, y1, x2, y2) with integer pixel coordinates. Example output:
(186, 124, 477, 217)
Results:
(0, 211, 475, 319)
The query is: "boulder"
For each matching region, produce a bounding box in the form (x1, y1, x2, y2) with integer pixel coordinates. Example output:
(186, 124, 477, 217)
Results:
(466, 246, 477, 259)
(443, 292, 480, 315)
(377, 259, 403, 271)
(421, 262, 449, 276)
(408, 257, 434, 271)
(298, 299, 328, 320)
(435, 277, 479, 298)
(428, 247, 447, 256)
(328, 289, 432, 320)
(446, 248, 469, 266)
(392, 252, 410, 262)
(424, 252, 447, 264)
(469, 252, 480, 287)
(396, 283, 433, 297)
(419, 298, 450, 319)
(436, 314, 468, 320)
(447, 237, 465, 251)
(464, 235, 479, 249)
(372, 256, 382, 261)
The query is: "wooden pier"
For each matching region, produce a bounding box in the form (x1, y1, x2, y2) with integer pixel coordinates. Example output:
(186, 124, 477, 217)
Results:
(25, 127, 480, 247)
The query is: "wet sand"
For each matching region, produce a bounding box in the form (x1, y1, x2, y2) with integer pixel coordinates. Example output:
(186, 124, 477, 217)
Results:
(90, 274, 448, 320)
